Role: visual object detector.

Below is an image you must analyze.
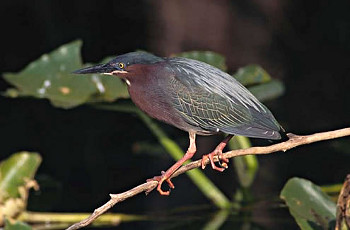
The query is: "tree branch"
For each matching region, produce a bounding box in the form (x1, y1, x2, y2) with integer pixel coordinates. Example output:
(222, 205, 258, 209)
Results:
(66, 127, 350, 230)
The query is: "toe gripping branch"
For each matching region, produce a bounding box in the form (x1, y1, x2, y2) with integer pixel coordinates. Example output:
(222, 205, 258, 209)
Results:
(201, 135, 233, 172)
(148, 132, 197, 196)
(148, 134, 233, 195)
(146, 171, 175, 196)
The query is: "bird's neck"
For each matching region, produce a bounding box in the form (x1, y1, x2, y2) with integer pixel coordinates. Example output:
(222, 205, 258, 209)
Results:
(122, 63, 168, 86)
(124, 64, 163, 98)
(124, 63, 176, 122)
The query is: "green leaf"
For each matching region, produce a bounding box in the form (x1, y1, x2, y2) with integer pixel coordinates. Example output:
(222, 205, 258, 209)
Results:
(232, 65, 285, 102)
(233, 65, 272, 86)
(0, 152, 41, 225)
(0, 152, 41, 200)
(4, 219, 32, 230)
(280, 177, 336, 230)
(248, 80, 284, 102)
(174, 51, 227, 71)
(3, 40, 92, 108)
(2, 40, 128, 109)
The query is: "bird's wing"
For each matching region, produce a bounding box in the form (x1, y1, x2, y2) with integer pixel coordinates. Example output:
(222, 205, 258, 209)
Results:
(166, 58, 281, 139)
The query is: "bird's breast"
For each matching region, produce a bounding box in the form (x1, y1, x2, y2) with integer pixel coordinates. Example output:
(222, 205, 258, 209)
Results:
(125, 63, 210, 134)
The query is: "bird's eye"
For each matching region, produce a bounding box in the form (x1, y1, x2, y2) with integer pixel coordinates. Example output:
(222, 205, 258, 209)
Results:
(119, 63, 125, 69)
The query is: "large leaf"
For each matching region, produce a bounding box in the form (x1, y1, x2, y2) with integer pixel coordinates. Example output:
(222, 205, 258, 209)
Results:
(3, 40, 128, 109)
(280, 177, 336, 230)
(174, 51, 227, 71)
(0, 152, 41, 225)
(233, 65, 271, 86)
(248, 80, 284, 102)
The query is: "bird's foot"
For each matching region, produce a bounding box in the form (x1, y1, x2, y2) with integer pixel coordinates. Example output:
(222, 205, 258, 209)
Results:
(147, 171, 175, 196)
(201, 150, 229, 172)
(201, 135, 232, 172)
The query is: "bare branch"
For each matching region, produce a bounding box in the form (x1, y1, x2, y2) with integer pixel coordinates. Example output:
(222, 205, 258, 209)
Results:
(66, 128, 350, 230)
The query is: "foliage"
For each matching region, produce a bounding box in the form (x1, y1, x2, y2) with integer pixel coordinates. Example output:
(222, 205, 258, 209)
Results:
(3, 40, 128, 109)
(4, 219, 32, 230)
(0, 152, 41, 227)
(174, 51, 227, 71)
(280, 177, 336, 229)
(2, 43, 284, 108)
(233, 64, 271, 86)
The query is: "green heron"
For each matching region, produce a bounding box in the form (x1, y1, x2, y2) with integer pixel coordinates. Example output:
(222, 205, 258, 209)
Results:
(74, 52, 282, 195)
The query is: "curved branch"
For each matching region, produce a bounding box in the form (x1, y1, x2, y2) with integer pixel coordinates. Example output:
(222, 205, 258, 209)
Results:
(66, 127, 350, 230)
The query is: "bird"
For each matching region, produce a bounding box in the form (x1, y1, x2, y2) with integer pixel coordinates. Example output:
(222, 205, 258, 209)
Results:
(73, 51, 282, 195)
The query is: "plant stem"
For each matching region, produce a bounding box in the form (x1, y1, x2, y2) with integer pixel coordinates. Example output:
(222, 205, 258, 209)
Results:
(18, 211, 145, 225)
(321, 184, 343, 194)
(202, 209, 230, 230)
(229, 136, 258, 188)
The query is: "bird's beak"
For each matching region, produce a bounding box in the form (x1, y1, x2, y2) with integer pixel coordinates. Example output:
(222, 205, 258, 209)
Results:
(72, 64, 127, 75)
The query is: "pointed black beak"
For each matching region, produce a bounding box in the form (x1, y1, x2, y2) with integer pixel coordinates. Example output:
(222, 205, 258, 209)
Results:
(72, 63, 115, 75)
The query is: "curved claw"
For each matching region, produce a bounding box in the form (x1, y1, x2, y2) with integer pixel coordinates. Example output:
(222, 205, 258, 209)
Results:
(157, 178, 172, 196)
(217, 152, 229, 168)
(147, 132, 197, 196)
(217, 159, 228, 169)
(147, 172, 175, 196)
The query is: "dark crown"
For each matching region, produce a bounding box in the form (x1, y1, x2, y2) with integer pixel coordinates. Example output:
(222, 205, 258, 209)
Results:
(110, 52, 163, 66)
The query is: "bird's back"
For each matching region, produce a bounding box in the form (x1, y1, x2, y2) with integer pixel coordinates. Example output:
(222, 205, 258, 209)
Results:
(164, 57, 282, 140)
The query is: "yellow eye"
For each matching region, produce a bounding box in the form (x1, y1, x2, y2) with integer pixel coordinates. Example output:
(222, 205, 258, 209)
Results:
(119, 63, 125, 69)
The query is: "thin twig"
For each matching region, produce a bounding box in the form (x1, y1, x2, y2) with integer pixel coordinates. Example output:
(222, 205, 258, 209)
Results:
(66, 127, 350, 230)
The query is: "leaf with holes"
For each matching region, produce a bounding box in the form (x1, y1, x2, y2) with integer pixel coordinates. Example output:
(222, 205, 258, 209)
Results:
(3, 40, 128, 109)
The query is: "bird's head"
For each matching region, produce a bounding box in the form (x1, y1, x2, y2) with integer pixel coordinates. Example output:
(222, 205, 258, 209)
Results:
(73, 51, 163, 77)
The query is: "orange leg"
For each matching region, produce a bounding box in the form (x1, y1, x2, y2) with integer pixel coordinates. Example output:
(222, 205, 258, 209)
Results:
(201, 135, 233, 172)
(149, 132, 197, 195)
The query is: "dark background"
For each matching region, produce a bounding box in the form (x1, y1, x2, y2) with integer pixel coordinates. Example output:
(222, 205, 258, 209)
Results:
(1, 0, 350, 229)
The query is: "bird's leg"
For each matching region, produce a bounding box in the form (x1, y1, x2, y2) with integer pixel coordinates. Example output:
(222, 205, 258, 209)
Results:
(201, 135, 233, 172)
(149, 132, 197, 196)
